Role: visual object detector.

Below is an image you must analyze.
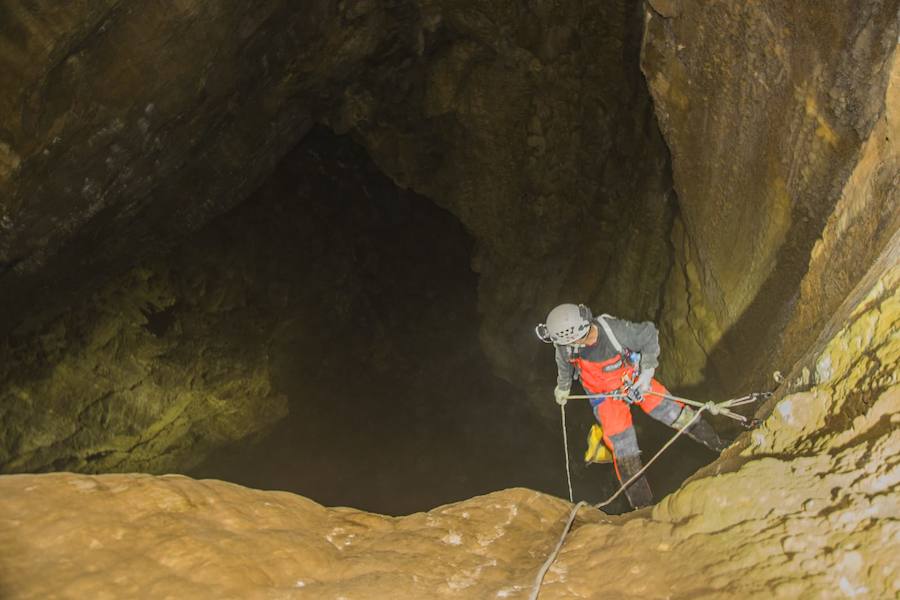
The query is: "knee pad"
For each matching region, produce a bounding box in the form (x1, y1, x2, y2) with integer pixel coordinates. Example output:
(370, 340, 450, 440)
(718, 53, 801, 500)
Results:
(672, 406, 697, 429)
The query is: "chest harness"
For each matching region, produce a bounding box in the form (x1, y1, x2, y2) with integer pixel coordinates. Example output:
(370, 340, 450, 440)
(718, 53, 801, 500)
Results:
(569, 315, 641, 400)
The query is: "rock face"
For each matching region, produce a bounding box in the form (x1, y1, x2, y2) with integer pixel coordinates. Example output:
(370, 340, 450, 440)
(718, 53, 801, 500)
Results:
(0, 251, 290, 474)
(325, 0, 675, 392)
(0, 0, 414, 335)
(641, 0, 900, 392)
(0, 475, 576, 599)
(0, 128, 569, 513)
(0, 0, 675, 413)
(0, 129, 462, 478)
(1, 230, 897, 599)
(0, 0, 676, 476)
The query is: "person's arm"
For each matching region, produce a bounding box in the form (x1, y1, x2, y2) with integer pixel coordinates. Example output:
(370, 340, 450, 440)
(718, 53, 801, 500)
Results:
(607, 317, 660, 371)
(554, 344, 575, 391)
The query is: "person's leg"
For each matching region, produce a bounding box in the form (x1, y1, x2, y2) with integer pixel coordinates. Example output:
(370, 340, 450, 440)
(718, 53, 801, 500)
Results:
(639, 378, 683, 424)
(595, 398, 652, 508)
(639, 379, 727, 452)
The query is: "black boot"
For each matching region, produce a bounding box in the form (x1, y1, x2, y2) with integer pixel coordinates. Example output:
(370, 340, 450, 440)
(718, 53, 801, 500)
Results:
(686, 418, 728, 452)
(617, 454, 653, 509)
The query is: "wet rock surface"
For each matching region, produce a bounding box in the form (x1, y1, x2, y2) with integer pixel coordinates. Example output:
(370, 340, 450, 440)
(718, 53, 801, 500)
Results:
(641, 1, 900, 392)
(0, 476, 579, 599)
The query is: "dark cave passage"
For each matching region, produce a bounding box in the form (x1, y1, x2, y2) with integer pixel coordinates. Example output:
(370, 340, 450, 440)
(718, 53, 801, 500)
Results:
(173, 127, 556, 515)
(161, 127, 715, 515)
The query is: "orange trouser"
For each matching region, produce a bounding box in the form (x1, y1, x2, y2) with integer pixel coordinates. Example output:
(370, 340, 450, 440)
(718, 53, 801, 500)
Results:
(592, 378, 684, 481)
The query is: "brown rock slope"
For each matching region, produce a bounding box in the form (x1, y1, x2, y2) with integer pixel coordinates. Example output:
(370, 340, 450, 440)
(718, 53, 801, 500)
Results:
(0, 477, 574, 599)
(1, 233, 897, 599)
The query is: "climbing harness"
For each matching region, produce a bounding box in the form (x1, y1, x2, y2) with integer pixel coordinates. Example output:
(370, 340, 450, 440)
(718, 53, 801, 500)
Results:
(534, 389, 770, 599)
(566, 314, 651, 403)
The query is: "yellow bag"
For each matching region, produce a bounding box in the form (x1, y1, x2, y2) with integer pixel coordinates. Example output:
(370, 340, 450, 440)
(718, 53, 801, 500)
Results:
(584, 424, 613, 464)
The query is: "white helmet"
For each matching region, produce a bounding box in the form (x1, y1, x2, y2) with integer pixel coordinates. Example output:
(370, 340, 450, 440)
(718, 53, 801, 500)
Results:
(535, 303, 593, 345)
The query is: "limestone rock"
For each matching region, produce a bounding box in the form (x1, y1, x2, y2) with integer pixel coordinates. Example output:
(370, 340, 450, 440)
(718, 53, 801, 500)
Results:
(324, 0, 677, 399)
(0, 0, 415, 339)
(641, 1, 900, 392)
(0, 260, 288, 474)
(0, 476, 579, 599)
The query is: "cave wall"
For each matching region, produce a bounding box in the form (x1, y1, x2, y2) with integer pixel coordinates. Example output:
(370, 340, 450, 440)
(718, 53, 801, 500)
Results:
(0, 129, 484, 478)
(0, 259, 288, 474)
(0, 0, 416, 336)
(324, 0, 675, 397)
(1, 0, 675, 436)
(0, 1, 452, 473)
(641, 0, 900, 392)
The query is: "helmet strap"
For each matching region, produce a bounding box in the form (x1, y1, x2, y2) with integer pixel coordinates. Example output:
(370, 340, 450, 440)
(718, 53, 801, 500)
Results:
(535, 323, 552, 343)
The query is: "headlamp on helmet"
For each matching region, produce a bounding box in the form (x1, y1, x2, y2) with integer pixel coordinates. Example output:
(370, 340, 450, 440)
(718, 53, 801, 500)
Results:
(535, 303, 593, 345)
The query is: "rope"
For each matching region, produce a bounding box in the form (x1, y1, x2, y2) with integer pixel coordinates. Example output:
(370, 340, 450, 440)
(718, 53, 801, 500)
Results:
(560, 404, 573, 503)
(531, 406, 706, 598)
(531, 390, 764, 599)
(564, 390, 761, 424)
(527, 500, 587, 600)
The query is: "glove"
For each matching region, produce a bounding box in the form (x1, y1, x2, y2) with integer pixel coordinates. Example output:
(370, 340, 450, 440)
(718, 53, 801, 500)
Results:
(554, 386, 570, 406)
(625, 385, 643, 404)
(636, 367, 655, 393)
(625, 368, 654, 404)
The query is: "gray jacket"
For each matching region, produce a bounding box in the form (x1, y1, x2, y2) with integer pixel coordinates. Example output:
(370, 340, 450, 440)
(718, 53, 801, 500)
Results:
(554, 316, 660, 391)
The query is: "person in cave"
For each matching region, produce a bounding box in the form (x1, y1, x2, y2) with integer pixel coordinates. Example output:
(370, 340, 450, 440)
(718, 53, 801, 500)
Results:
(535, 303, 726, 509)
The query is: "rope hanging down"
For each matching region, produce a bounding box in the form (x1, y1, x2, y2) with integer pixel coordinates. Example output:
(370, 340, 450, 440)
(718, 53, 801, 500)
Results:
(532, 391, 768, 600)
(561, 404, 574, 503)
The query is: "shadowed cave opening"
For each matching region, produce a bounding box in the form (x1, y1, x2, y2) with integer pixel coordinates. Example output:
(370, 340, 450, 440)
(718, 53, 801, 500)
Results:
(155, 126, 717, 515)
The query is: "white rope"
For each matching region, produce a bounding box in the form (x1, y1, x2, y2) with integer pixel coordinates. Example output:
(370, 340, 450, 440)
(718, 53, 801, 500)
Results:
(529, 403, 710, 598)
(527, 500, 586, 600)
(564, 390, 759, 424)
(529, 391, 768, 598)
(560, 404, 573, 503)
